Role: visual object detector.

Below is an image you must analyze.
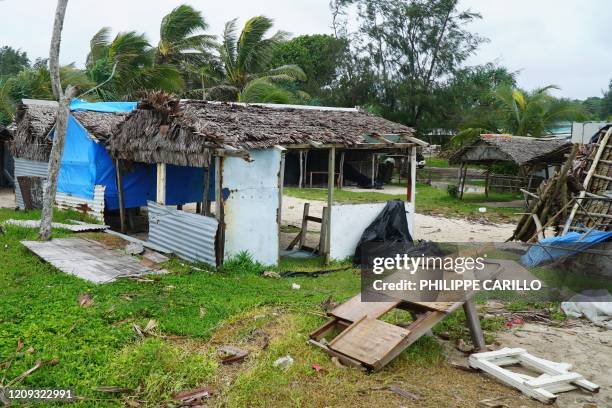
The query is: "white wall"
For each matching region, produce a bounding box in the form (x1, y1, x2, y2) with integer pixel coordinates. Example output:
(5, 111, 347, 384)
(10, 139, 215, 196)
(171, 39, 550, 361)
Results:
(329, 202, 415, 260)
(222, 149, 281, 265)
(571, 122, 608, 144)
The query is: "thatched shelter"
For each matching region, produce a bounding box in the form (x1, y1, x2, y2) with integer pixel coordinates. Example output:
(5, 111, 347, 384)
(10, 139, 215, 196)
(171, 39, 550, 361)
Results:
(448, 134, 572, 199)
(109, 99, 419, 167)
(449, 134, 571, 167)
(12, 99, 130, 161)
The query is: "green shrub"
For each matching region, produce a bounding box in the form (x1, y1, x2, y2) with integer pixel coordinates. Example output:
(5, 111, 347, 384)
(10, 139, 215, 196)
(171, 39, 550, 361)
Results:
(447, 183, 459, 198)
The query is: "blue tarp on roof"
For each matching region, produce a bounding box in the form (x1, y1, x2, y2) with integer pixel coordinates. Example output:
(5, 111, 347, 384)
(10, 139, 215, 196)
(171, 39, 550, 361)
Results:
(56, 100, 208, 209)
(521, 230, 612, 268)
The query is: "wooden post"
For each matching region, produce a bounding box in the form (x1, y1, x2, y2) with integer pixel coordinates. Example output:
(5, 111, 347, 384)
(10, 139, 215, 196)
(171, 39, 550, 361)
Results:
(408, 146, 417, 204)
(371, 153, 376, 188)
(460, 163, 468, 199)
(325, 147, 335, 264)
(214, 155, 224, 265)
(156, 163, 166, 205)
(339, 151, 345, 189)
(299, 203, 310, 249)
(278, 150, 286, 262)
(115, 159, 126, 233)
(463, 298, 486, 351)
(202, 156, 211, 216)
(319, 206, 328, 254)
(298, 151, 303, 189)
(484, 166, 490, 199)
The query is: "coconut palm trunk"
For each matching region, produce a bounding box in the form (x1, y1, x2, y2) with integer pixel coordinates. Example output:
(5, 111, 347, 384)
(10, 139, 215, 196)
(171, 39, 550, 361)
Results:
(39, 0, 77, 240)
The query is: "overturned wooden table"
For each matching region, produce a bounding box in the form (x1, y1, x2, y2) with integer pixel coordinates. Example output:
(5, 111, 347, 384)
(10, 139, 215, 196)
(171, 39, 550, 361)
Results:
(309, 259, 512, 371)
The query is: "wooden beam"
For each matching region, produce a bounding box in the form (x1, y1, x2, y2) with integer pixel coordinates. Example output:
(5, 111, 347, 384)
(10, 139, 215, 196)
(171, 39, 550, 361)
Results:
(299, 203, 310, 250)
(463, 298, 486, 351)
(325, 147, 335, 264)
(156, 163, 166, 205)
(115, 159, 126, 233)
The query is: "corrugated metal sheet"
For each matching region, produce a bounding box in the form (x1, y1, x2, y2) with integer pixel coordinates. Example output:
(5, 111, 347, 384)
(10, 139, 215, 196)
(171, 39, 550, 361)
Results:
(148, 201, 218, 265)
(55, 185, 105, 221)
(14, 158, 48, 209)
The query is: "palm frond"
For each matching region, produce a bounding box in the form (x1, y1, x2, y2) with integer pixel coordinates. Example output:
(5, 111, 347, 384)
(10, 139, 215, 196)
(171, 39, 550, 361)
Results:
(87, 27, 111, 67)
(238, 77, 295, 104)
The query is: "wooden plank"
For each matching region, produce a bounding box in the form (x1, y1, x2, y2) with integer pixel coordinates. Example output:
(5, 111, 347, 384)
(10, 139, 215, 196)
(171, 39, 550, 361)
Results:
(407, 301, 455, 313)
(299, 203, 310, 250)
(329, 317, 410, 368)
(329, 294, 400, 322)
(308, 339, 364, 368)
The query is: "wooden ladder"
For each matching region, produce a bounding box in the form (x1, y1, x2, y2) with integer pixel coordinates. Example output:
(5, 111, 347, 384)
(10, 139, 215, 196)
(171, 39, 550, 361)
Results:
(286, 203, 327, 253)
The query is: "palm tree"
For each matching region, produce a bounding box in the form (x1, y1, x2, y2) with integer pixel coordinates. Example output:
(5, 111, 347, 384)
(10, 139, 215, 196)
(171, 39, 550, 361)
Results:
(86, 28, 184, 100)
(217, 16, 307, 103)
(453, 85, 586, 145)
(493, 85, 585, 137)
(156, 5, 217, 67)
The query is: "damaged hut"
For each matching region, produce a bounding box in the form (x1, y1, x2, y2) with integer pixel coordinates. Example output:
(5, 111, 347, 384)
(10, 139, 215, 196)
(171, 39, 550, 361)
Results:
(511, 125, 612, 242)
(108, 96, 426, 266)
(449, 134, 571, 198)
(0, 124, 14, 187)
(11, 99, 204, 219)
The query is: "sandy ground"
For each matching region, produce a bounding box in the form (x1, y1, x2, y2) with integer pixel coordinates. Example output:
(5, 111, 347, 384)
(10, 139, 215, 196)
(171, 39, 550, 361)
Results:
(0, 188, 15, 209)
(281, 195, 516, 242)
(492, 322, 612, 407)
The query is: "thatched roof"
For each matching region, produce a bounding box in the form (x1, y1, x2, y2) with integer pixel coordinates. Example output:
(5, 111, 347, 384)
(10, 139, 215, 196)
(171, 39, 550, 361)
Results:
(12, 99, 57, 161)
(11, 99, 130, 161)
(449, 134, 571, 166)
(109, 99, 419, 167)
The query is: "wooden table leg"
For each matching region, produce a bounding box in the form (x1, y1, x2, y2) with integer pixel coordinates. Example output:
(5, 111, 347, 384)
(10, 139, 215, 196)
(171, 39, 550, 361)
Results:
(463, 298, 486, 351)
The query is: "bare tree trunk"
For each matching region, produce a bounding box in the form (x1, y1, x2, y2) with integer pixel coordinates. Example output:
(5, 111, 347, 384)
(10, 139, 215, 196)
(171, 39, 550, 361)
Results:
(39, 0, 74, 241)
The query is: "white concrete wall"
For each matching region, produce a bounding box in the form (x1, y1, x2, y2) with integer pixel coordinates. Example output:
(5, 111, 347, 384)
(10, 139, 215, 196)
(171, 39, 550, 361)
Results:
(223, 149, 281, 266)
(329, 201, 415, 260)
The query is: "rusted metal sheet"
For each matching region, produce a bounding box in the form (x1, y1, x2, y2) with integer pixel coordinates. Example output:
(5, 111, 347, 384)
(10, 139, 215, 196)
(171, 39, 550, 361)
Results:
(14, 158, 48, 209)
(21, 237, 156, 284)
(147, 201, 218, 265)
(55, 185, 105, 221)
(222, 149, 281, 265)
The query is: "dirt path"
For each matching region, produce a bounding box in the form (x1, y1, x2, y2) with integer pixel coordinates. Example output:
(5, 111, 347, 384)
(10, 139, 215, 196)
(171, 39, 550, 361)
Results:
(493, 322, 612, 407)
(0, 188, 15, 209)
(282, 195, 516, 242)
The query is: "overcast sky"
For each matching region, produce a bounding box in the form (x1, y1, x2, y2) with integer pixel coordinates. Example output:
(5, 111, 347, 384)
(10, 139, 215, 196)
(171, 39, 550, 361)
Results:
(0, 0, 610, 99)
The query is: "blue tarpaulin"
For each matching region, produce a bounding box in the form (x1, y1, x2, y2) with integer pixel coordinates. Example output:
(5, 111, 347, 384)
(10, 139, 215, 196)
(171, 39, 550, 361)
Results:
(521, 230, 612, 267)
(56, 100, 209, 209)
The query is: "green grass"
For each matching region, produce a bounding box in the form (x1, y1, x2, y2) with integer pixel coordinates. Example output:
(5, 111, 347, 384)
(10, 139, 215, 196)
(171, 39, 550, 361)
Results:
(285, 184, 522, 222)
(423, 157, 450, 168)
(0, 208, 524, 407)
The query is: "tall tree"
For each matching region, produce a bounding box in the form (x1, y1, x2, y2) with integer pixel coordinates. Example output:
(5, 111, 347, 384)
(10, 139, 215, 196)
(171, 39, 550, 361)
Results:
(331, 0, 485, 126)
(217, 16, 306, 103)
(0, 46, 30, 78)
(269, 34, 347, 98)
(40, 0, 78, 240)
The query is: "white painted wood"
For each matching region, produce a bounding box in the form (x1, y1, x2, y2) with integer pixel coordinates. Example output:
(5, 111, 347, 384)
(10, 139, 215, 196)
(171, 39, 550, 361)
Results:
(469, 348, 600, 403)
(156, 163, 166, 204)
(410, 145, 417, 207)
